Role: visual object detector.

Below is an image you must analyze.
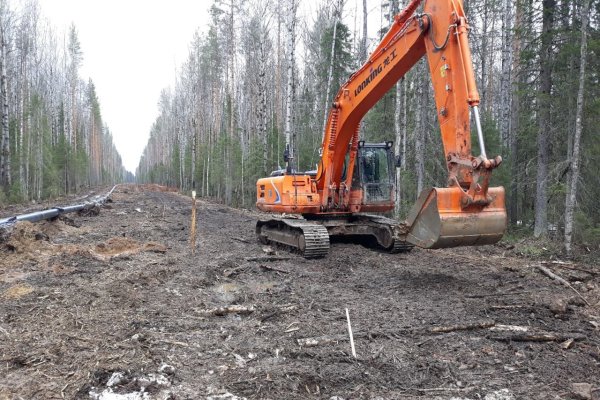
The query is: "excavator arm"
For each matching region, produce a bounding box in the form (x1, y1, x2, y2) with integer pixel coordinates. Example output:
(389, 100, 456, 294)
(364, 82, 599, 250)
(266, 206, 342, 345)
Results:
(318, 0, 498, 206)
(256, 0, 506, 255)
(316, 0, 506, 247)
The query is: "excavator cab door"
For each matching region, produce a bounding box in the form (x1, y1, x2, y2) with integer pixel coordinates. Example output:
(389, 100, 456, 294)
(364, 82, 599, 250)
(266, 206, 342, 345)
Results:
(353, 142, 395, 206)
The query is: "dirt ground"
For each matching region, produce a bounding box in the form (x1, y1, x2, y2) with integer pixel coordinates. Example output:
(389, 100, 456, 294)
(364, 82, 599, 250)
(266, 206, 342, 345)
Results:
(0, 184, 598, 400)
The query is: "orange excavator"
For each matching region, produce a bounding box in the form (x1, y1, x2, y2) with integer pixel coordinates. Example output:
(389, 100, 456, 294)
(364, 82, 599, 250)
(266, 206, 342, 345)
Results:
(256, 0, 506, 257)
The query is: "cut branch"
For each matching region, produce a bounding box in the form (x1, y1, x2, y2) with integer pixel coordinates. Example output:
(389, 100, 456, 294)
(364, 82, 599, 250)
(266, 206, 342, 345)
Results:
(245, 256, 291, 262)
(488, 332, 586, 342)
(535, 264, 590, 306)
(430, 320, 495, 333)
(197, 305, 255, 316)
(260, 264, 290, 273)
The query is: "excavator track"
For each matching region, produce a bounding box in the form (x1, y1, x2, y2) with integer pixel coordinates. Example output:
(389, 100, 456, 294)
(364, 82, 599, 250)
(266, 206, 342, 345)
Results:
(389, 237, 415, 253)
(256, 218, 330, 258)
(313, 214, 413, 254)
(366, 215, 414, 253)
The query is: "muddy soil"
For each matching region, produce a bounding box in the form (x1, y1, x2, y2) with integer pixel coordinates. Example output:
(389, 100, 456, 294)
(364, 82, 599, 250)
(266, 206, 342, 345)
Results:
(0, 185, 598, 400)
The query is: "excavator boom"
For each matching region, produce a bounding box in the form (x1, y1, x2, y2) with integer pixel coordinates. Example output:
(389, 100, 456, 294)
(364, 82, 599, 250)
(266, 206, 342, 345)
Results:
(256, 0, 506, 256)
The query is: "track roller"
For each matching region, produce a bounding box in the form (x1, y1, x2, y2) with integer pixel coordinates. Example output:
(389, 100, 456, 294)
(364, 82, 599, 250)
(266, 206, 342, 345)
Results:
(256, 218, 330, 258)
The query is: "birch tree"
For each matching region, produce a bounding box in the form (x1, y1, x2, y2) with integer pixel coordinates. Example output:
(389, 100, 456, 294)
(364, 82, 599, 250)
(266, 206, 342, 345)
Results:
(564, 0, 591, 255)
(0, 2, 11, 193)
(283, 0, 298, 172)
(321, 0, 344, 138)
(391, 0, 404, 215)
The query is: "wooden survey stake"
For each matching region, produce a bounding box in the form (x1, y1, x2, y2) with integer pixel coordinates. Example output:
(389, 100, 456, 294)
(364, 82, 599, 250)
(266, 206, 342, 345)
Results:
(190, 191, 197, 253)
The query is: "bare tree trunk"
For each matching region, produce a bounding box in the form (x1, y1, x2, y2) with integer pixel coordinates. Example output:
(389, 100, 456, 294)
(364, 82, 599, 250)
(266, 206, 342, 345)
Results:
(401, 78, 407, 172)
(534, 0, 556, 238)
(358, 0, 369, 140)
(360, 0, 368, 63)
(191, 118, 197, 190)
(393, 0, 403, 216)
(564, 0, 590, 255)
(18, 50, 27, 198)
(321, 0, 343, 140)
(225, 0, 236, 205)
(35, 101, 42, 200)
(480, 0, 490, 113)
(258, 36, 269, 175)
(284, 0, 298, 172)
(415, 63, 426, 196)
(0, 22, 10, 193)
(499, 0, 513, 149)
(394, 79, 402, 215)
(509, 1, 522, 225)
(206, 144, 211, 197)
(275, 0, 283, 137)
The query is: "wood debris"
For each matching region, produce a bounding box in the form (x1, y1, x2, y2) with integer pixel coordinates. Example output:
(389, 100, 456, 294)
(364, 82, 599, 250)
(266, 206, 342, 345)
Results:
(535, 264, 590, 306)
(197, 305, 255, 316)
(430, 320, 495, 333)
(245, 256, 291, 262)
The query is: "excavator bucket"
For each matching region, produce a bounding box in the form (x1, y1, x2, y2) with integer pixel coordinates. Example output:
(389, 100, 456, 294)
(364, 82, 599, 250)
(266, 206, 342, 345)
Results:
(405, 186, 506, 249)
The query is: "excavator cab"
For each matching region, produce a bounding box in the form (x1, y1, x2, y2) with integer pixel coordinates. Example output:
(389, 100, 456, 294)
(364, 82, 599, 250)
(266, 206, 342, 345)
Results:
(352, 142, 395, 206)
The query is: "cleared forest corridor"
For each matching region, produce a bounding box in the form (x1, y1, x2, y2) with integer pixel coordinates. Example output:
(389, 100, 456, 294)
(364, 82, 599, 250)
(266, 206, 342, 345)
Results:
(1, 0, 599, 398)
(0, 185, 598, 399)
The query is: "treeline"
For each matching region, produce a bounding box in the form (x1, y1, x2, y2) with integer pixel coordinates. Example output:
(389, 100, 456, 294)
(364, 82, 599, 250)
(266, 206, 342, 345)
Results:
(136, 0, 600, 249)
(0, 0, 129, 205)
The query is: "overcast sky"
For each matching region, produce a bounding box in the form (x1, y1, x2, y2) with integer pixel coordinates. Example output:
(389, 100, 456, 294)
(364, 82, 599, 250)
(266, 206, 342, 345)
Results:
(39, 0, 212, 173)
(38, 0, 378, 174)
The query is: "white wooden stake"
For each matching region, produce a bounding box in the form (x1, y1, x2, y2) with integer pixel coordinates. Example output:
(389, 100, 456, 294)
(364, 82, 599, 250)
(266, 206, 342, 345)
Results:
(345, 308, 356, 358)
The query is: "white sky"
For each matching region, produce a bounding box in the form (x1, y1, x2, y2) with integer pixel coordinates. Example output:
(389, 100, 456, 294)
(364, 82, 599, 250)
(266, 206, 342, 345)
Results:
(39, 0, 212, 174)
(39, 0, 381, 175)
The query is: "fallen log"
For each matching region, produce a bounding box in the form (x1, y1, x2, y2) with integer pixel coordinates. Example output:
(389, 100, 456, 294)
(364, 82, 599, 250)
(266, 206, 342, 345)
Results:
(430, 320, 495, 333)
(535, 264, 590, 306)
(296, 330, 396, 348)
(543, 261, 598, 276)
(465, 291, 530, 299)
(260, 264, 290, 274)
(197, 305, 255, 316)
(488, 332, 586, 342)
(297, 334, 348, 347)
(245, 256, 291, 262)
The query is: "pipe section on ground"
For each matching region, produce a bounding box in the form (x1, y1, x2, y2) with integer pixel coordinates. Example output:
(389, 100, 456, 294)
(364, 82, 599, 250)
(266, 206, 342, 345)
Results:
(0, 185, 118, 227)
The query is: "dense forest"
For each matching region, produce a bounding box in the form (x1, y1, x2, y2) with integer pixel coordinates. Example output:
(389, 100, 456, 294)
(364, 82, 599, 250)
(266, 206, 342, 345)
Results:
(136, 0, 600, 250)
(0, 1, 129, 204)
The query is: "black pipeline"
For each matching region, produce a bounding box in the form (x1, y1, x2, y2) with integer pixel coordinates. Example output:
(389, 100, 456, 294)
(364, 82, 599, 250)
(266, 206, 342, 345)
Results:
(0, 185, 118, 227)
